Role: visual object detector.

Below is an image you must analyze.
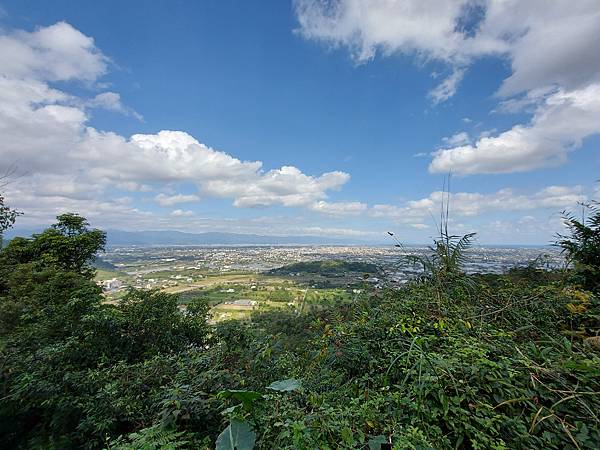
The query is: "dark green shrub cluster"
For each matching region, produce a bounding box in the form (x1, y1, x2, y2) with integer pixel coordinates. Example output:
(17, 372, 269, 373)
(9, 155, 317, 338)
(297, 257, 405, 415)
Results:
(269, 260, 379, 276)
(0, 213, 599, 449)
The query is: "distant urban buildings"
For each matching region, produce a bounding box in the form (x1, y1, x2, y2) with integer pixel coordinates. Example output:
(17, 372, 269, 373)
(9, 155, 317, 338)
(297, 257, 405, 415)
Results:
(98, 278, 123, 292)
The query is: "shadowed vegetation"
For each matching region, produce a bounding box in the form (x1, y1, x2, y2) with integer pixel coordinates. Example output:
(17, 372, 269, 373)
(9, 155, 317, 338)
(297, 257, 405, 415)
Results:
(269, 260, 379, 276)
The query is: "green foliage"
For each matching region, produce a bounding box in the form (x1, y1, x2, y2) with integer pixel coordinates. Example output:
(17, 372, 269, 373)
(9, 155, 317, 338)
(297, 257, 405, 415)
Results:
(270, 259, 379, 276)
(367, 435, 388, 450)
(42, 213, 107, 277)
(108, 425, 199, 450)
(218, 390, 263, 411)
(403, 187, 476, 285)
(404, 227, 478, 321)
(0, 212, 106, 283)
(216, 420, 256, 450)
(116, 289, 210, 360)
(93, 255, 118, 271)
(215, 381, 301, 449)
(399, 185, 478, 305)
(268, 287, 294, 302)
(1, 213, 599, 449)
(267, 379, 302, 392)
(0, 216, 215, 449)
(0, 213, 106, 336)
(409, 232, 476, 280)
(241, 282, 599, 449)
(0, 193, 21, 246)
(558, 201, 600, 293)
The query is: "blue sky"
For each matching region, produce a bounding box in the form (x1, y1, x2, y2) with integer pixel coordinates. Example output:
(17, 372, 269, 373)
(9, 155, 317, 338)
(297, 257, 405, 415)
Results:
(1, 0, 599, 244)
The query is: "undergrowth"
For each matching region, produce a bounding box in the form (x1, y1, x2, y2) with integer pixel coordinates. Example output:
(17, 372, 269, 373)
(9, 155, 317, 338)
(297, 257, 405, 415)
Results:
(1, 211, 599, 449)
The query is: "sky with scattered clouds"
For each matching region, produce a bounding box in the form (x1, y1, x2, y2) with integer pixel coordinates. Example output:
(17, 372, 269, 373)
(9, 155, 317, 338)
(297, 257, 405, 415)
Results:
(1, 0, 599, 244)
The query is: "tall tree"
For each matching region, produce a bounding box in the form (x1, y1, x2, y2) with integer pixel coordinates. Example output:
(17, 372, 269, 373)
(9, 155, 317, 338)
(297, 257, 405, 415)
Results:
(0, 193, 21, 247)
(31, 213, 107, 278)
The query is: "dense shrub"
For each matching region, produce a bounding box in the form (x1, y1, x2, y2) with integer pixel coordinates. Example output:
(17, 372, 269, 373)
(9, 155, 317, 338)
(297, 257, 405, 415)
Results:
(1, 214, 599, 448)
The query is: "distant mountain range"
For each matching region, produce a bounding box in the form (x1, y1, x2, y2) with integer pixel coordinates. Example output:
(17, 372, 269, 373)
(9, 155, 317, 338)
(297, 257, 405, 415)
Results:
(103, 229, 370, 246)
(3, 228, 375, 246)
(3, 227, 553, 248)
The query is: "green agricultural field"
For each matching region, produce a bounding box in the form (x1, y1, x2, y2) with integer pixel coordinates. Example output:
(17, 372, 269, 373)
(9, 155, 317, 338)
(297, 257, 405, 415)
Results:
(94, 268, 126, 281)
(173, 273, 357, 322)
(93, 258, 361, 320)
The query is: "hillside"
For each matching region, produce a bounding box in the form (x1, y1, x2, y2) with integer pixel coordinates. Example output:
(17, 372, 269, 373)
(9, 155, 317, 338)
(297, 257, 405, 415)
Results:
(269, 259, 379, 276)
(92, 256, 117, 271)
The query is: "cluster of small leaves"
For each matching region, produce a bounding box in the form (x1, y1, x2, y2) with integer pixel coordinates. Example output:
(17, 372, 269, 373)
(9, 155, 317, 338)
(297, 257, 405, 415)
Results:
(107, 425, 197, 450)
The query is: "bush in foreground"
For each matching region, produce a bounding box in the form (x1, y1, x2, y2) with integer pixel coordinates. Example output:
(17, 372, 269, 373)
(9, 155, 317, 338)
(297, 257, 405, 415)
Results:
(0, 213, 599, 449)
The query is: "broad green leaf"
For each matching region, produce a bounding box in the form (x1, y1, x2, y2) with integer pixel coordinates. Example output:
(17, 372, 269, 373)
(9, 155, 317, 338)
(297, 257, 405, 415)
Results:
(368, 435, 388, 450)
(217, 389, 262, 410)
(216, 420, 256, 450)
(266, 378, 301, 392)
(341, 427, 354, 445)
(222, 404, 241, 415)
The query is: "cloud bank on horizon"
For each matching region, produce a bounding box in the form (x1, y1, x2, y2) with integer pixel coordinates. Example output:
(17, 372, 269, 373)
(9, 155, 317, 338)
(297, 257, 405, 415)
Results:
(0, 1, 599, 244)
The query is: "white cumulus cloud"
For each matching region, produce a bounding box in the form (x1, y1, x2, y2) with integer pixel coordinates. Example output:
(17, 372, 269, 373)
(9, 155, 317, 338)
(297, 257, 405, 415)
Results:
(296, 0, 600, 100)
(155, 193, 201, 207)
(0, 22, 351, 221)
(309, 200, 368, 216)
(170, 209, 195, 217)
(0, 21, 108, 82)
(296, 1, 600, 174)
(371, 185, 586, 221)
(88, 92, 143, 120)
(429, 68, 466, 104)
(441, 131, 470, 147)
(430, 84, 600, 174)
